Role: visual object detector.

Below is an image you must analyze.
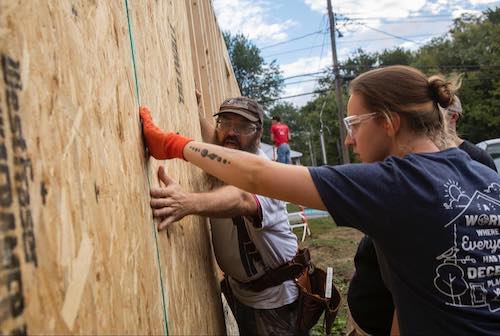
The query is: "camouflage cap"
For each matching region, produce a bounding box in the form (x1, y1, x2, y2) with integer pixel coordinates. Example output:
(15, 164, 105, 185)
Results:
(214, 97, 264, 124)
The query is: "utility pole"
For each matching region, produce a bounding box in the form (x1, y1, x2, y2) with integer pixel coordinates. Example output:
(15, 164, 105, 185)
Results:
(319, 101, 328, 165)
(327, 0, 350, 164)
(308, 126, 317, 166)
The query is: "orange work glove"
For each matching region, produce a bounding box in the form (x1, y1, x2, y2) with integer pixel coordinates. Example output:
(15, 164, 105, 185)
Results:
(139, 106, 193, 160)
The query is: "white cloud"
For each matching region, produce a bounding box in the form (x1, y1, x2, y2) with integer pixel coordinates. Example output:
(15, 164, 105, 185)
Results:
(452, 8, 483, 17)
(335, 18, 452, 56)
(304, 0, 328, 13)
(213, 0, 296, 42)
(304, 0, 427, 18)
(424, 1, 449, 15)
(281, 54, 331, 77)
(468, 0, 499, 4)
(420, 0, 486, 16)
(280, 54, 332, 106)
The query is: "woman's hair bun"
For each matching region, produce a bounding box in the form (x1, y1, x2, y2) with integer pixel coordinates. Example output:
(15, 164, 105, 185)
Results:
(428, 76, 454, 108)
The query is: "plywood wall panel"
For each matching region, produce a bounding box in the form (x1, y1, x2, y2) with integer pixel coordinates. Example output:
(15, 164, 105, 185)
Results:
(186, 0, 240, 119)
(0, 1, 168, 333)
(129, 2, 226, 333)
(0, 0, 234, 334)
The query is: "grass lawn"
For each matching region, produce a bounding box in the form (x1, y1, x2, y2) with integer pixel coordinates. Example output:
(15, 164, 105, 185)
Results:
(289, 211, 363, 336)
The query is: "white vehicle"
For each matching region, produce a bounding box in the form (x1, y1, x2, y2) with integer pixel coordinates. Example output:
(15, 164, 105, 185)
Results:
(476, 138, 500, 172)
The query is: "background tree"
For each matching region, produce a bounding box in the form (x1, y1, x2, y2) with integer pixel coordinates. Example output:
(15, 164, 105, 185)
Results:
(378, 47, 414, 66)
(298, 94, 343, 165)
(412, 9, 500, 142)
(223, 8, 498, 165)
(224, 32, 284, 110)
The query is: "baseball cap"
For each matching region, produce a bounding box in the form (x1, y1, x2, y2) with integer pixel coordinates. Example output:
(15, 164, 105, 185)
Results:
(446, 95, 463, 115)
(214, 97, 264, 124)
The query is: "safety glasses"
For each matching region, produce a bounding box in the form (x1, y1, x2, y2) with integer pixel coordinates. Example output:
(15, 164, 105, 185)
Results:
(343, 112, 379, 138)
(216, 119, 261, 136)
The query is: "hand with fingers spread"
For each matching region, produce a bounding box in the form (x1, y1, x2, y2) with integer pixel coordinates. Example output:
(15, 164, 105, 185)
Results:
(139, 106, 193, 160)
(150, 166, 196, 231)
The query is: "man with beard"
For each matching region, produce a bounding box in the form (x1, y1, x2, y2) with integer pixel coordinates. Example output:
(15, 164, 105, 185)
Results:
(146, 97, 302, 336)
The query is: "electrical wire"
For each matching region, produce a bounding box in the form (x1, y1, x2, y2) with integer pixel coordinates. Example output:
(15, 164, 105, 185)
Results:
(337, 18, 453, 24)
(260, 30, 325, 50)
(282, 70, 328, 81)
(264, 89, 329, 102)
(263, 33, 442, 59)
(269, 74, 500, 102)
(354, 22, 423, 44)
(282, 64, 500, 82)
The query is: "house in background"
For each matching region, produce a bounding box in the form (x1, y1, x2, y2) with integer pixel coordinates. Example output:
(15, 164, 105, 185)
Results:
(260, 142, 303, 165)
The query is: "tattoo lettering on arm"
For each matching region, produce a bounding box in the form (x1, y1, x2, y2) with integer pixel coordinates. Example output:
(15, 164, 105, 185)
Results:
(189, 145, 231, 164)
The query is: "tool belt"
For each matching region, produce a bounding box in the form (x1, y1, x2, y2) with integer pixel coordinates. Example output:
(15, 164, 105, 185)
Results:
(221, 248, 341, 335)
(237, 248, 311, 292)
(295, 265, 341, 335)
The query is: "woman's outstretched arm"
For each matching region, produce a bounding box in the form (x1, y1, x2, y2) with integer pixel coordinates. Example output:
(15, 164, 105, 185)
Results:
(183, 141, 326, 210)
(139, 106, 326, 210)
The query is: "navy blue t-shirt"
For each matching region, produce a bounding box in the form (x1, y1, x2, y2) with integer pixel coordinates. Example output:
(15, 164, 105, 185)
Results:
(309, 148, 500, 335)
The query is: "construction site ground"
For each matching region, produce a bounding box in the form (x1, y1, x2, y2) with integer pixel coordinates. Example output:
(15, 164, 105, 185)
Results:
(290, 206, 364, 336)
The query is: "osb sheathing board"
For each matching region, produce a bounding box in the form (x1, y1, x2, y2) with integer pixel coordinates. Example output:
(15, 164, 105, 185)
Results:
(0, 0, 226, 334)
(186, 0, 240, 119)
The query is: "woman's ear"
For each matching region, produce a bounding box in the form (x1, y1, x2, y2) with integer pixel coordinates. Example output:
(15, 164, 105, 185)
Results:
(384, 112, 400, 137)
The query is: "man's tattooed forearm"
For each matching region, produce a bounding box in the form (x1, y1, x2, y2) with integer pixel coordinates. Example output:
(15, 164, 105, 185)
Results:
(189, 146, 231, 164)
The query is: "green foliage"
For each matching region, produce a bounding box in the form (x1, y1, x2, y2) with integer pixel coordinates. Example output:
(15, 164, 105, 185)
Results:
(223, 32, 284, 110)
(224, 8, 499, 162)
(267, 94, 346, 165)
(307, 7, 499, 158)
(378, 47, 415, 66)
(299, 95, 343, 165)
(411, 9, 500, 142)
(342, 48, 378, 79)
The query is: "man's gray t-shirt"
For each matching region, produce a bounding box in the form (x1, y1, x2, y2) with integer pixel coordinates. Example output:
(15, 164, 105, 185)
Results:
(210, 150, 299, 309)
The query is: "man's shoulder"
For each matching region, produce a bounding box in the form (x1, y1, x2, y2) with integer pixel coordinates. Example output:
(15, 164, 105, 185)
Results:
(459, 140, 496, 170)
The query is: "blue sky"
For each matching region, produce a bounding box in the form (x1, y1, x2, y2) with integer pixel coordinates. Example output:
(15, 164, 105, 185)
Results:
(213, 0, 500, 107)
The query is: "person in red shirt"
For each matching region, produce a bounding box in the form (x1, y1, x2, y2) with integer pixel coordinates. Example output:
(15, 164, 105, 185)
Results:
(270, 116, 291, 163)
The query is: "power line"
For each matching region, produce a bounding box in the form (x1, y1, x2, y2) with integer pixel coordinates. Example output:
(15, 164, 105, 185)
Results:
(337, 13, 441, 45)
(268, 75, 499, 102)
(264, 89, 329, 102)
(283, 78, 322, 86)
(354, 22, 422, 44)
(337, 13, 454, 18)
(263, 33, 441, 59)
(286, 64, 498, 78)
(317, 19, 329, 70)
(264, 44, 324, 58)
(260, 30, 325, 50)
(337, 18, 452, 24)
(377, 64, 500, 70)
(282, 73, 500, 87)
(339, 33, 441, 44)
(280, 64, 500, 83)
(283, 71, 328, 81)
(307, 14, 327, 61)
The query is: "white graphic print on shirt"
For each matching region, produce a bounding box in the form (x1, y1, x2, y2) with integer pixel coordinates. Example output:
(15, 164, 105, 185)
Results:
(435, 182, 500, 312)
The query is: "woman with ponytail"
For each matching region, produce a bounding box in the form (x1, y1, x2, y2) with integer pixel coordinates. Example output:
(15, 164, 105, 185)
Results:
(140, 65, 500, 334)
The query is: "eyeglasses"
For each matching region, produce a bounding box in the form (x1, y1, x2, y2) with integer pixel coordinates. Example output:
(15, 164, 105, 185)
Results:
(216, 119, 261, 136)
(343, 112, 379, 138)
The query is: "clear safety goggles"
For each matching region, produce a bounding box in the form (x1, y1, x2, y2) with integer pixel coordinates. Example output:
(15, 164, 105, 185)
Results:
(216, 119, 261, 136)
(343, 112, 379, 138)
